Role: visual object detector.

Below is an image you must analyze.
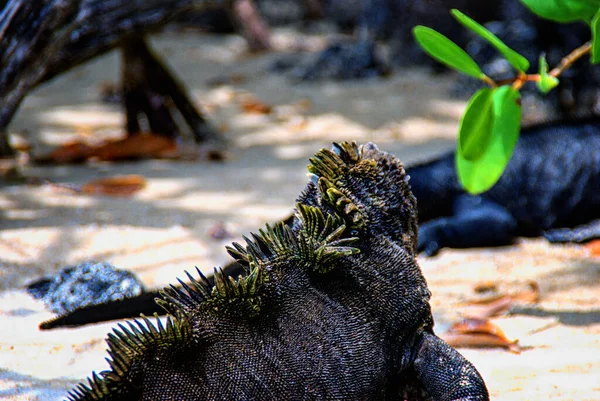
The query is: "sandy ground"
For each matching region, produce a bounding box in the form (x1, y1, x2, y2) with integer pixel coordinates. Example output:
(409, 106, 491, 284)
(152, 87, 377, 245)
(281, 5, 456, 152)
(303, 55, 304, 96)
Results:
(0, 29, 598, 400)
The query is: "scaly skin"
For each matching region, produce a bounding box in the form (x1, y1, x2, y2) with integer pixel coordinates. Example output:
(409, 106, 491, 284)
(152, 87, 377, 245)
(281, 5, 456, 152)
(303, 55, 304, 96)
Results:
(68, 142, 488, 401)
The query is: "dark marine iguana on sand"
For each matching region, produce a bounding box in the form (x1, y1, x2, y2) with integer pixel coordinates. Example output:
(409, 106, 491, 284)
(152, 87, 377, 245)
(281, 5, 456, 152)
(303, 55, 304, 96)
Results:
(411, 117, 600, 256)
(67, 142, 489, 401)
(35, 118, 600, 329)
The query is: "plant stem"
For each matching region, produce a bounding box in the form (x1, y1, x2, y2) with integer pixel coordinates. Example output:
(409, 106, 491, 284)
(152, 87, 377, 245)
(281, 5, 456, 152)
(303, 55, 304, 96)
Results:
(549, 41, 592, 78)
(485, 41, 591, 88)
(481, 75, 497, 88)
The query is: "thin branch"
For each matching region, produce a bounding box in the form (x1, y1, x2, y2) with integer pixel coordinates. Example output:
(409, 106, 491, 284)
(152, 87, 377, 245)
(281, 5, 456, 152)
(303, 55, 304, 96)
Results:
(483, 40, 592, 88)
(480, 75, 497, 88)
(549, 41, 592, 78)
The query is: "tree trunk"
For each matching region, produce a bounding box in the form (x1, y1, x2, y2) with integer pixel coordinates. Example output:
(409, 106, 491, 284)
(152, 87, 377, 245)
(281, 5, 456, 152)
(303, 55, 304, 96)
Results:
(121, 36, 219, 144)
(229, 0, 271, 52)
(0, 0, 223, 156)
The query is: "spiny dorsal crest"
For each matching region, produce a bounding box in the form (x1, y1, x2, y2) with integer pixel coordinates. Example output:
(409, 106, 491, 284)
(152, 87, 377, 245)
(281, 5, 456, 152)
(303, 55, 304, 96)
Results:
(226, 205, 358, 276)
(67, 315, 191, 401)
(295, 203, 359, 273)
(158, 267, 212, 316)
(158, 263, 265, 320)
(307, 141, 372, 230)
(317, 178, 365, 230)
(226, 223, 297, 269)
(67, 372, 110, 401)
(205, 264, 264, 318)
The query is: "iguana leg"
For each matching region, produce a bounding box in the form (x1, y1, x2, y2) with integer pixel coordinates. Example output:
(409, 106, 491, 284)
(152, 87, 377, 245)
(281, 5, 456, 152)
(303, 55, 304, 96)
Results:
(418, 194, 517, 256)
(412, 332, 489, 401)
(543, 219, 600, 243)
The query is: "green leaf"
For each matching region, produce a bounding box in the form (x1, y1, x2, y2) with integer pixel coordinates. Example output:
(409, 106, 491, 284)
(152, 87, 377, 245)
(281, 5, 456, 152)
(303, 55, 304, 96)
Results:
(458, 88, 494, 160)
(492, 86, 522, 156)
(536, 54, 560, 93)
(520, 0, 600, 23)
(457, 86, 522, 194)
(592, 8, 600, 63)
(413, 26, 484, 79)
(451, 9, 530, 72)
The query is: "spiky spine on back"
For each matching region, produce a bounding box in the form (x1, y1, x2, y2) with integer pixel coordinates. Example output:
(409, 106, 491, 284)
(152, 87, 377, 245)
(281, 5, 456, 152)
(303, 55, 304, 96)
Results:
(308, 142, 367, 231)
(67, 315, 191, 400)
(227, 205, 359, 275)
(69, 191, 359, 400)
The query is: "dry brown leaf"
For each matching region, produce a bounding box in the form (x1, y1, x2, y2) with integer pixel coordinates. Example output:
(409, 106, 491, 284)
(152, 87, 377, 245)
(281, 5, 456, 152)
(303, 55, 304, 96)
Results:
(585, 239, 600, 256)
(240, 97, 272, 114)
(468, 280, 540, 305)
(511, 281, 540, 303)
(473, 281, 498, 293)
(462, 295, 514, 320)
(441, 317, 521, 353)
(81, 175, 147, 197)
(441, 332, 521, 353)
(450, 317, 505, 336)
(36, 142, 94, 164)
(35, 134, 179, 164)
(92, 134, 177, 161)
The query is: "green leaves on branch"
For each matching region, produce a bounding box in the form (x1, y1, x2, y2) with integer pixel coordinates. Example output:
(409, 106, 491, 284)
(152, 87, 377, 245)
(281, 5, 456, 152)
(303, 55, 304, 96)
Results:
(457, 86, 522, 194)
(413, 10, 528, 193)
(413, 3, 598, 193)
(458, 88, 494, 160)
(521, 0, 600, 23)
(412, 26, 484, 78)
(412, 9, 530, 80)
(537, 55, 560, 93)
(521, 1, 599, 64)
(451, 9, 530, 72)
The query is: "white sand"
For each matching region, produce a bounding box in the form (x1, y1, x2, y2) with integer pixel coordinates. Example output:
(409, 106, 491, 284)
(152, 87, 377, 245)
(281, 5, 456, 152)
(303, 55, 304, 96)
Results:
(0, 30, 598, 400)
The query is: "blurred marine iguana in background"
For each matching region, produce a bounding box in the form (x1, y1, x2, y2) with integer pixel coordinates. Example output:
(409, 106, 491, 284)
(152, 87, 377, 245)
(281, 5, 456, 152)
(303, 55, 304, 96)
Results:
(66, 142, 489, 401)
(411, 117, 600, 256)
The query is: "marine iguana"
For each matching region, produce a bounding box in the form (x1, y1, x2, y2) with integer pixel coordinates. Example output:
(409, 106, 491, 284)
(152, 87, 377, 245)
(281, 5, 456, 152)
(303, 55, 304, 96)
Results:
(35, 117, 600, 328)
(411, 117, 600, 256)
(67, 142, 489, 400)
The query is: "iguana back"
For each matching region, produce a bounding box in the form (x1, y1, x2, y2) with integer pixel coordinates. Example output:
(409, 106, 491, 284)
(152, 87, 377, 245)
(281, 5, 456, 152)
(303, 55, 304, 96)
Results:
(69, 142, 488, 401)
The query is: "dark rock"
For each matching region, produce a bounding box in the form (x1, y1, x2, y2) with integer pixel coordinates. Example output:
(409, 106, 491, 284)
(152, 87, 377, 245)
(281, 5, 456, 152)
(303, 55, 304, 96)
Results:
(26, 261, 144, 315)
(283, 38, 391, 81)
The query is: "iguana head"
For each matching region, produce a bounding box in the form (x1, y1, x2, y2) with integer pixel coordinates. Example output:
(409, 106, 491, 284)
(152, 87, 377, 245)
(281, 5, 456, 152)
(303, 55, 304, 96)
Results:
(299, 141, 418, 255)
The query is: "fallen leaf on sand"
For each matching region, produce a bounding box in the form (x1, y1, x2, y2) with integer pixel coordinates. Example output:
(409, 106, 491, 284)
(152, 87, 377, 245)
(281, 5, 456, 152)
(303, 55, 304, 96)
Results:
(36, 142, 94, 164)
(441, 317, 521, 353)
(462, 280, 540, 319)
(92, 134, 178, 161)
(240, 97, 272, 114)
(81, 175, 147, 196)
(462, 295, 514, 320)
(585, 239, 600, 256)
(473, 281, 498, 293)
(35, 134, 179, 164)
(468, 280, 540, 305)
(48, 175, 147, 197)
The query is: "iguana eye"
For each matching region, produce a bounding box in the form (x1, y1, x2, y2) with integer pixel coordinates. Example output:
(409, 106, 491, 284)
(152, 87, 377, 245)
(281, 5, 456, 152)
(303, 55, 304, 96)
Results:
(349, 229, 360, 237)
